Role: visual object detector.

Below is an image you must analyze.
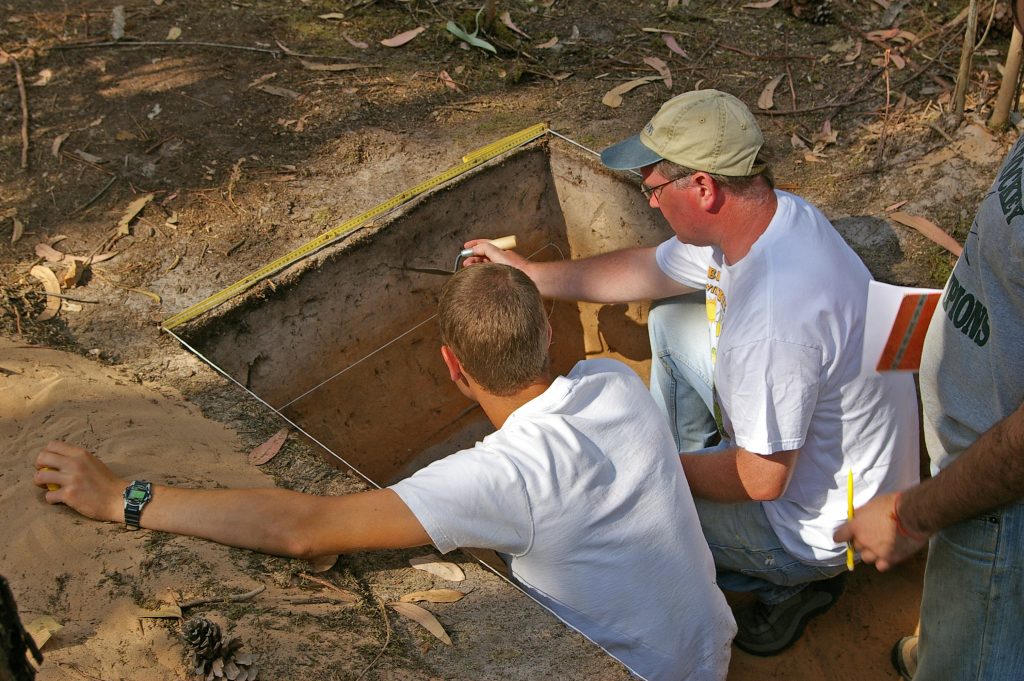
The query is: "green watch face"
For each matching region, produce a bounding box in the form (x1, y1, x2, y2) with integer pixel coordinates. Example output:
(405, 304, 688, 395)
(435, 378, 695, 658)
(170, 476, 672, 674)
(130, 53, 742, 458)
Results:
(127, 489, 149, 502)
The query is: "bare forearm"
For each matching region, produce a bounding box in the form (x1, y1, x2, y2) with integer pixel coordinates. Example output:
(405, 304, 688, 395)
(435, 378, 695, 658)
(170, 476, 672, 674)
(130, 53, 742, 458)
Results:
(901, 402, 1024, 535)
(524, 247, 693, 303)
(681, 447, 796, 502)
(136, 486, 428, 558)
(35, 441, 430, 559)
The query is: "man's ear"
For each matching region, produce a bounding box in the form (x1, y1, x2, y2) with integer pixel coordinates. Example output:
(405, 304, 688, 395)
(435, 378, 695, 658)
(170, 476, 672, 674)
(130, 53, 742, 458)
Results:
(691, 171, 721, 210)
(440, 345, 463, 383)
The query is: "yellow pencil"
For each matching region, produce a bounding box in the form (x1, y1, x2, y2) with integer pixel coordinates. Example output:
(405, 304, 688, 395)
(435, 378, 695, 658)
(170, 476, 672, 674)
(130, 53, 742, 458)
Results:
(846, 469, 855, 571)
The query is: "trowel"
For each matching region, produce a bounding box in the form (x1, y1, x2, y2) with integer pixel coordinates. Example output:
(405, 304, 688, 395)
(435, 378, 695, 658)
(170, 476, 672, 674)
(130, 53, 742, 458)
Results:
(404, 235, 518, 276)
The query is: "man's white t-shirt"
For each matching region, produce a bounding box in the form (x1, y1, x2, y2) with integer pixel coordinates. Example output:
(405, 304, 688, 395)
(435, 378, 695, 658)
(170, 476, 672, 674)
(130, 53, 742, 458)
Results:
(391, 359, 736, 681)
(655, 190, 920, 564)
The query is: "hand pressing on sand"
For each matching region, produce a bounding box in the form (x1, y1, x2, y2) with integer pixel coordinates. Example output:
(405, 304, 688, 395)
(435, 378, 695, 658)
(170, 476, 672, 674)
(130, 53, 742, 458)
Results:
(33, 440, 429, 556)
(833, 492, 929, 572)
(35, 441, 127, 523)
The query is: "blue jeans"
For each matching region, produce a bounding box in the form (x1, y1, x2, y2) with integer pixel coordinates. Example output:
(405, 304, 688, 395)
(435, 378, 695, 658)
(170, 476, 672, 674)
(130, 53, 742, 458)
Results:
(915, 499, 1024, 681)
(648, 294, 846, 605)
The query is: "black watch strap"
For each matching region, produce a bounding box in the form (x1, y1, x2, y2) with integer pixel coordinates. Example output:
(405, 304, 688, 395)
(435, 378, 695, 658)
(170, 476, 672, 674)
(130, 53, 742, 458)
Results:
(123, 480, 152, 530)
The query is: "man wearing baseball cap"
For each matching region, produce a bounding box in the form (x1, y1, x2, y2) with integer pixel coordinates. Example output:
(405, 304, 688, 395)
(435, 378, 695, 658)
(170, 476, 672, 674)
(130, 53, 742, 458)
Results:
(465, 90, 920, 656)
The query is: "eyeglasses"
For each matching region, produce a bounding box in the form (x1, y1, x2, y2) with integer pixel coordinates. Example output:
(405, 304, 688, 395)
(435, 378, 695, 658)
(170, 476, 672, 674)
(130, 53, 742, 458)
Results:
(639, 177, 677, 200)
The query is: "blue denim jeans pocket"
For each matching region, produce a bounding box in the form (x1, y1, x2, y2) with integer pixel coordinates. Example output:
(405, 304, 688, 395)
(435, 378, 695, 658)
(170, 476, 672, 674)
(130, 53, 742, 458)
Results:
(917, 502, 1024, 681)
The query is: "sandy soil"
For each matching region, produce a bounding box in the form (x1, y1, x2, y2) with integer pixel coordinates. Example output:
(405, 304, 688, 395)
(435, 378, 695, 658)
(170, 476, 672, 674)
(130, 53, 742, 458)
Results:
(1, 0, 1019, 679)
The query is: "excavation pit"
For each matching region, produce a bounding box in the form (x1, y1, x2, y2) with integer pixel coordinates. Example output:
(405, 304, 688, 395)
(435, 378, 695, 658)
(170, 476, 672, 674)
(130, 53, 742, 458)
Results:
(171, 133, 671, 486)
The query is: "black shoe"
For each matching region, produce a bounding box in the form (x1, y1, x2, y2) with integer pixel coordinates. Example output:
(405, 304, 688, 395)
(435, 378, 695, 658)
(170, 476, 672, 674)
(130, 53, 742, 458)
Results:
(891, 635, 918, 680)
(733, 573, 847, 656)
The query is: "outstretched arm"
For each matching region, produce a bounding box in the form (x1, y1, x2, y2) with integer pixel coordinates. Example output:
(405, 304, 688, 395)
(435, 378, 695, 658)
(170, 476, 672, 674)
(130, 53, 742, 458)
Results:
(462, 241, 694, 303)
(835, 401, 1024, 571)
(34, 441, 431, 559)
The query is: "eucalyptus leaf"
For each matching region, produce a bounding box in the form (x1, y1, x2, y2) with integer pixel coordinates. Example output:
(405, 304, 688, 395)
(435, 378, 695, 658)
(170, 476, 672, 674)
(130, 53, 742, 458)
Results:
(445, 8, 497, 55)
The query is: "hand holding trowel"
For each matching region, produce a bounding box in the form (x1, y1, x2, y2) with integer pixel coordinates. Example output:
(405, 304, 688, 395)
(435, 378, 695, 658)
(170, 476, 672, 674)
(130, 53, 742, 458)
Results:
(404, 235, 518, 275)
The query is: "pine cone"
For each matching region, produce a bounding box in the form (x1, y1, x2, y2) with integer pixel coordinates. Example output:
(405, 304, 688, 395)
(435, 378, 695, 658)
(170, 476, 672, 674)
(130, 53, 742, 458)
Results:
(782, 0, 833, 25)
(182, 617, 258, 681)
(183, 617, 221, 659)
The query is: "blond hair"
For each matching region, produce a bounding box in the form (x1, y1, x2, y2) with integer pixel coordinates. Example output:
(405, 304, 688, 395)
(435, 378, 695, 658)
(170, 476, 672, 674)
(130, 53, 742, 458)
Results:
(438, 263, 550, 396)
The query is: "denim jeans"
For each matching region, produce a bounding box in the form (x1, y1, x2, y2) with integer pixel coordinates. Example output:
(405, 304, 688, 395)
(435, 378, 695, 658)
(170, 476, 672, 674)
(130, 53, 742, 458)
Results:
(915, 499, 1024, 681)
(648, 293, 846, 605)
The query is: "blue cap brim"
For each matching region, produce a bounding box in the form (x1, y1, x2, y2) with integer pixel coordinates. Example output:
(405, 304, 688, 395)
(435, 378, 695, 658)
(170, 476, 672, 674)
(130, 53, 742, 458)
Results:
(599, 134, 664, 170)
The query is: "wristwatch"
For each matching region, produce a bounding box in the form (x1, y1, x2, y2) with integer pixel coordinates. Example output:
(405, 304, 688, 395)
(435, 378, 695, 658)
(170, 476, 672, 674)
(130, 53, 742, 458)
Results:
(123, 480, 153, 530)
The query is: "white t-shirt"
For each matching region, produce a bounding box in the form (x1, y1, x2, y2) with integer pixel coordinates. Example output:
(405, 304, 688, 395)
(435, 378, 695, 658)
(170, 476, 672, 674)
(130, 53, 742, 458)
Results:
(655, 191, 920, 564)
(391, 359, 735, 681)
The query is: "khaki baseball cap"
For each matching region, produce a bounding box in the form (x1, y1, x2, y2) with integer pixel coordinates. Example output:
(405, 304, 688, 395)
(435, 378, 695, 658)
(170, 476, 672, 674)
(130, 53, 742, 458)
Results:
(600, 89, 764, 176)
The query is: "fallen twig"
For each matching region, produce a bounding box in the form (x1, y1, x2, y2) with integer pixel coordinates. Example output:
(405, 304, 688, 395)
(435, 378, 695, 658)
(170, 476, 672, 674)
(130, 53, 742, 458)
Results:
(28, 290, 100, 304)
(287, 596, 355, 606)
(354, 597, 391, 681)
(753, 94, 877, 117)
(296, 572, 359, 602)
(54, 40, 354, 61)
(177, 584, 265, 609)
(719, 43, 817, 62)
(75, 175, 118, 213)
(0, 49, 30, 169)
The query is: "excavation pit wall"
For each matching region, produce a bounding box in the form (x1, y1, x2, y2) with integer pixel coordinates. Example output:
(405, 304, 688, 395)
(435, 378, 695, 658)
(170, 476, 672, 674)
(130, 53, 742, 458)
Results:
(175, 137, 671, 486)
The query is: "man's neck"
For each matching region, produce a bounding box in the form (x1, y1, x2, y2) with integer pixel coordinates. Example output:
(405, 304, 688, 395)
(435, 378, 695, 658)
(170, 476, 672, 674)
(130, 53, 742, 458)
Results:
(717, 188, 778, 265)
(479, 379, 552, 429)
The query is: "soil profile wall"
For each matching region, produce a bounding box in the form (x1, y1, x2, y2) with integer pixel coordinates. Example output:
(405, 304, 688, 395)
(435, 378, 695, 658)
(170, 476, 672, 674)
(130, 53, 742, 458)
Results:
(178, 138, 670, 485)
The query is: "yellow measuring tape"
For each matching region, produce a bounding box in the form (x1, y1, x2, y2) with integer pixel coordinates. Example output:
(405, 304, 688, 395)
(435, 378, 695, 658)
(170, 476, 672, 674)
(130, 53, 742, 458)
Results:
(161, 122, 549, 331)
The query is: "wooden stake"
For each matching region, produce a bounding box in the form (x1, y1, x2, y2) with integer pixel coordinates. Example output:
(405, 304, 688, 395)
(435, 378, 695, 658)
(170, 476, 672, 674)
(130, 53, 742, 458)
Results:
(990, 26, 1024, 129)
(953, 0, 979, 120)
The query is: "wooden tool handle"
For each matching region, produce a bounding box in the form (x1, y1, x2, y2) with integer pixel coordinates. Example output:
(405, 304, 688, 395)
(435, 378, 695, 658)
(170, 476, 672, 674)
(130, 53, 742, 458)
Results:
(460, 235, 517, 258)
(487, 235, 517, 250)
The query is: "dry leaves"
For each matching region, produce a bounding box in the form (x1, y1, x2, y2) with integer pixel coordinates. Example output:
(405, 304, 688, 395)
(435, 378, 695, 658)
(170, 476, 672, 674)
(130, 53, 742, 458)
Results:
(663, 34, 688, 59)
(601, 76, 661, 108)
(500, 11, 530, 39)
(118, 193, 154, 235)
(11, 217, 24, 245)
(59, 260, 85, 289)
(136, 604, 183, 619)
(409, 554, 466, 581)
(388, 602, 452, 645)
(381, 26, 425, 48)
(535, 36, 558, 49)
(318, 12, 345, 20)
(889, 211, 963, 257)
(399, 589, 466, 604)
(31, 69, 53, 86)
(308, 554, 338, 573)
(25, 616, 63, 650)
(257, 84, 301, 100)
(439, 70, 461, 92)
(341, 33, 368, 49)
(51, 132, 70, 158)
(35, 242, 63, 262)
(72, 149, 104, 164)
(248, 428, 289, 465)
(166, 26, 181, 40)
(757, 74, 785, 110)
(742, 0, 779, 7)
(29, 266, 61, 321)
(300, 61, 377, 72)
(643, 56, 672, 89)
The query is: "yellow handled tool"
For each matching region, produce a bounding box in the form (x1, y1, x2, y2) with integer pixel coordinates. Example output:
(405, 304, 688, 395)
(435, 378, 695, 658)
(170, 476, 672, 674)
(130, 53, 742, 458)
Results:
(846, 469, 855, 571)
(39, 466, 60, 491)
